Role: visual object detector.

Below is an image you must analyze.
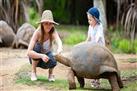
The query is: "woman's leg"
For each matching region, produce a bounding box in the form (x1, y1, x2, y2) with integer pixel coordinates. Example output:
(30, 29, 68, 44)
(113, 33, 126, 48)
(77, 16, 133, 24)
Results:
(31, 59, 39, 81)
(46, 52, 57, 82)
(48, 68, 55, 82)
(49, 68, 54, 75)
(32, 60, 39, 73)
(30, 42, 42, 81)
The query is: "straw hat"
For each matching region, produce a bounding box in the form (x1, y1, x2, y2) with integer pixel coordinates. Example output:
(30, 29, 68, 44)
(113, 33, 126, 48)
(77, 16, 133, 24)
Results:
(39, 10, 59, 25)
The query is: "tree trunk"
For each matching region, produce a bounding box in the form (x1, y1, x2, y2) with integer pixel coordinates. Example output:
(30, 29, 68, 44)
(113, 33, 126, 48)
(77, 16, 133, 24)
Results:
(0, 0, 29, 33)
(36, 0, 43, 16)
(93, 0, 107, 30)
(93, 0, 110, 48)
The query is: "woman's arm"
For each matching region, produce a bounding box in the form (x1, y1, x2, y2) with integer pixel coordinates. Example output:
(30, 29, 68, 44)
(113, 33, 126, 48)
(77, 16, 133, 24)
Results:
(27, 30, 43, 59)
(27, 28, 49, 62)
(53, 31, 63, 54)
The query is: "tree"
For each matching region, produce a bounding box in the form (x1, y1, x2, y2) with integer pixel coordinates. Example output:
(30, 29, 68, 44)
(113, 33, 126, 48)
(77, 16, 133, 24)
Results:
(121, 0, 137, 40)
(0, 0, 29, 33)
(93, 0, 107, 30)
(93, 0, 110, 48)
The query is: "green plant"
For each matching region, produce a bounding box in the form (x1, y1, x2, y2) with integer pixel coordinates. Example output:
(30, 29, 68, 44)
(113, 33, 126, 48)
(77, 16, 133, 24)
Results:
(118, 39, 137, 53)
(118, 39, 132, 53)
(121, 81, 137, 91)
(111, 38, 137, 54)
(127, 58, 137, 63)
(28, 7, 40, 27)
(63, 32, 86, 45)
(16, 76, 68, 90)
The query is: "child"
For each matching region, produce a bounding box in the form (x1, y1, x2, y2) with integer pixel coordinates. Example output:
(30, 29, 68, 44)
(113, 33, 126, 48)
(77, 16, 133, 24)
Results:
(27, 10, 63, 81)
(86, 7, 105, 88)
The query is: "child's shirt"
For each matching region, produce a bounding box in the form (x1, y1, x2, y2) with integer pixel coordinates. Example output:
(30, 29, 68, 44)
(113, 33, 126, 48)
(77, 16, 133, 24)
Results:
(87, 23, 105, 46)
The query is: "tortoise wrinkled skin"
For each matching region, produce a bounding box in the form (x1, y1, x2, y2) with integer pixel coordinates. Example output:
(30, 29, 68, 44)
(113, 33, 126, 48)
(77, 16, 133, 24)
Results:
(55, 42, 123, 91)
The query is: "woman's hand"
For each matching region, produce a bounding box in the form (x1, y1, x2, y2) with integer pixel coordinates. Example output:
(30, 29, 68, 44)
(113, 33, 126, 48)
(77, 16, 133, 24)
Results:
(41, 54, 49, 63)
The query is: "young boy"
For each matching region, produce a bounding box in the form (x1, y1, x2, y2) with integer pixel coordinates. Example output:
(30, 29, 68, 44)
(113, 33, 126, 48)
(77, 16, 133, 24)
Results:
(86, 7, 105, 88)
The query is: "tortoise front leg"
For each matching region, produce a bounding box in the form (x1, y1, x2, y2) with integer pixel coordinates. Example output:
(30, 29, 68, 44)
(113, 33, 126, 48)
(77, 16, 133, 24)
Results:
(108, 73, 120, 91)
(76, 76, 85, 88)
(67, 68, 76, 89)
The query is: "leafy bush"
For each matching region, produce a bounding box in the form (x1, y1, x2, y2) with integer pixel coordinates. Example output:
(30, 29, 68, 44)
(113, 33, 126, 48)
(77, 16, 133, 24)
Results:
(118, 39, 133, 53)
(28, 8, 40, 27)
(63, 32, 86, 45)
(111, 38, 137, 54)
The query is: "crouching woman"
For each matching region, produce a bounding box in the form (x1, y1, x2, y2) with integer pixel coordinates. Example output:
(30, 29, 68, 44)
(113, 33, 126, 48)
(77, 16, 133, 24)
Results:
(27, 10, 62, 81)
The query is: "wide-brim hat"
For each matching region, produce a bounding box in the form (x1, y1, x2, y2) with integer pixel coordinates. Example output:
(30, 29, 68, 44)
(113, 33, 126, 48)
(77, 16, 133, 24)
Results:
(38, 10, 59, 25)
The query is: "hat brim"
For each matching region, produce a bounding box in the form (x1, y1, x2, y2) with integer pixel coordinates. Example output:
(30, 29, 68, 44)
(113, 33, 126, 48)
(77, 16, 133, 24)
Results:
(38, 20, 59, 25)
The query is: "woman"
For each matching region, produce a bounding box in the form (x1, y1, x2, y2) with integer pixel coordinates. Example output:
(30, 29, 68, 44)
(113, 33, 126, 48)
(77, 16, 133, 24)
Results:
(27, 10, 63, 81)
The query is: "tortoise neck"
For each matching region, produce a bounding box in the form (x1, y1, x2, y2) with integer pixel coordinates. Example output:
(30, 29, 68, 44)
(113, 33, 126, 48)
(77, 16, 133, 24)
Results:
(55, 54, 70, 67)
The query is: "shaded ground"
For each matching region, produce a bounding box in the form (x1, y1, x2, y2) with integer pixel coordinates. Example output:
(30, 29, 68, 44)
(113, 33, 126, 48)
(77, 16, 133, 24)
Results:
(0, 47, 137, 91)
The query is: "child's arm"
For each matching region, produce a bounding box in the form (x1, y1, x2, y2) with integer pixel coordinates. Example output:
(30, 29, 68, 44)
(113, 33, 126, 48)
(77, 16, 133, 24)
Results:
(86, 36, 91, 42)
(86, 26, 91, 42)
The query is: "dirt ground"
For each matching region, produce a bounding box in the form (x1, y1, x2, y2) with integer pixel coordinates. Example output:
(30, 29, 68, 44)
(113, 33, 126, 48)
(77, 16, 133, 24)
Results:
(0, 47, 137, 91)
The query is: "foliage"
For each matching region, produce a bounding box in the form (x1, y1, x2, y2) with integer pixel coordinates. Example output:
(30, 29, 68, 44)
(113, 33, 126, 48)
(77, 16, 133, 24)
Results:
(109, 26, 137, 54)
(121, 70, 137, 91)
(28, 8, 40, 27)
(43, 0, 70, 24)
(121, 81, 137, 91)
(42, 0, 92, 25)
(111, 38, 137, 54)
(118, 39, 135, 53)
(63, 32, 86, 45)
(56, 25, 87, 45)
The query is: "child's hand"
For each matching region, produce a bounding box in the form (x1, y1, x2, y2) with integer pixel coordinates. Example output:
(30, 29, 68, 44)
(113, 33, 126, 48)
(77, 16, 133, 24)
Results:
(41, 54, 49, 62)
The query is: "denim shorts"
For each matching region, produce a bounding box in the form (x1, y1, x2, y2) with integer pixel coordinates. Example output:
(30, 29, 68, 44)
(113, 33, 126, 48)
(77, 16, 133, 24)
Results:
(29, 42, 57, 69)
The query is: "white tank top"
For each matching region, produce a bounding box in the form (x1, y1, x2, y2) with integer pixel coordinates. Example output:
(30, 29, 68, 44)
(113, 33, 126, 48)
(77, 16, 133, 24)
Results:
(42, 39, 51, 53)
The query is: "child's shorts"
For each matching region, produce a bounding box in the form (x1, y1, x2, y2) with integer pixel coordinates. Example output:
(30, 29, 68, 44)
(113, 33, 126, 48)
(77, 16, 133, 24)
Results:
(29, 42, 57, 69)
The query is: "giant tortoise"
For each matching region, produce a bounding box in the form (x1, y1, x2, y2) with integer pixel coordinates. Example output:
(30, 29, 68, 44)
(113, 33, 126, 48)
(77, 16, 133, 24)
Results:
(12, 23, 35, 48)
(0, 20, 15, 47)
(55, 42, 123, 91)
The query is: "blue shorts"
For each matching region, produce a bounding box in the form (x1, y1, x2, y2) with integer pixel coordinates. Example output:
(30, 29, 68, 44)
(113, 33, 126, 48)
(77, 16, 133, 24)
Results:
(29, 42, 57, 69)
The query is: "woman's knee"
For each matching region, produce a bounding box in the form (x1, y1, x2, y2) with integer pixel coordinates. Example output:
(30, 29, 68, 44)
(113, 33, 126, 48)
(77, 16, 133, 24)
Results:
(32, 59, 39, 66)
